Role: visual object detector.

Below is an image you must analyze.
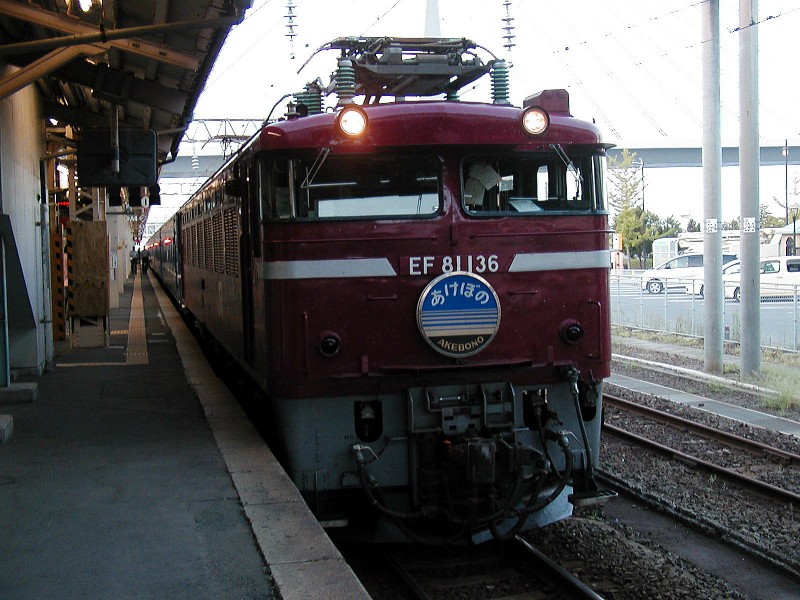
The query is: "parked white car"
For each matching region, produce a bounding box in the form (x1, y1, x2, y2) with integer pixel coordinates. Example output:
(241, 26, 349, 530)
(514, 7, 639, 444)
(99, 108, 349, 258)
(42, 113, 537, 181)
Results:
(689, 259, 742, 297)
(726, 256, 800, 301)
(641, 253, 737, 294)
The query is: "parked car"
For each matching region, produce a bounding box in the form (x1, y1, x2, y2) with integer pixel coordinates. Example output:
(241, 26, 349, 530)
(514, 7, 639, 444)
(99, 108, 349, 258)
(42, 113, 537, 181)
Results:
(726, 256, 800, 301)
(641, 253, 738, 294)
(689, 259, 741, 297)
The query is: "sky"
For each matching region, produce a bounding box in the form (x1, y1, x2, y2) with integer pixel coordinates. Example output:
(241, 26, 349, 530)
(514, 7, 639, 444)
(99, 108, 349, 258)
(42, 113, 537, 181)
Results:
(149, 0, 800, 231)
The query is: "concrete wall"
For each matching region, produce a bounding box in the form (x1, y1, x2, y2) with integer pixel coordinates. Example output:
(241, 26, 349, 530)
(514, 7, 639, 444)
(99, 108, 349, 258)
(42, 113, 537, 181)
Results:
(0, 65, 51, 374)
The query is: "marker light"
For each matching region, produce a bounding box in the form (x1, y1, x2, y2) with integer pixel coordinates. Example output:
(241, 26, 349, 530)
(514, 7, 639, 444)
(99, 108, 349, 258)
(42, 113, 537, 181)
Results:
(337, 107, 368, 137)
(319, 334, 341, 357)
(560, 320, 585, 344)
(522, 107, 550, 135)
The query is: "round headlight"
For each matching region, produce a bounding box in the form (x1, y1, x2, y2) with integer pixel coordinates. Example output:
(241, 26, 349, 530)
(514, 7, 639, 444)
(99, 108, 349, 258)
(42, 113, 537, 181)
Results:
(522, 107, 550, 135)
(337, 107, 368, 137)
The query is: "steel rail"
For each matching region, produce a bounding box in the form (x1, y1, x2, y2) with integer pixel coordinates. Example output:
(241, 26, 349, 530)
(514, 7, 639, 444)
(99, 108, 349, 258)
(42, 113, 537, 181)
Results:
(604, 393, 800, 465)
(596, 469, 800, 581)
(514, 536, 607, 600)
(377, 540, 605, 600)
(380, 546, 433, 600)
(602, 422, 800, 505)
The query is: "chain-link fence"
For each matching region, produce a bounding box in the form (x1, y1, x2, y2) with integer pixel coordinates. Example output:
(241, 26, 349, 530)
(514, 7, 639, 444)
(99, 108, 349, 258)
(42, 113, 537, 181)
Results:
(610, 270, 800, 352)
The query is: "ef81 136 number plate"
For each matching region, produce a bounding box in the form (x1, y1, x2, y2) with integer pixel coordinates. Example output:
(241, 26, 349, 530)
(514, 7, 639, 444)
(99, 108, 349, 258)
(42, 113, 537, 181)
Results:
(403, 254, 504, 276)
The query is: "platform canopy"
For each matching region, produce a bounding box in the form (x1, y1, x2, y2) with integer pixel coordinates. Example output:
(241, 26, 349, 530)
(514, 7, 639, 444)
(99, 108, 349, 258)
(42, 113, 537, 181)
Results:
(0, 0, 251, 167)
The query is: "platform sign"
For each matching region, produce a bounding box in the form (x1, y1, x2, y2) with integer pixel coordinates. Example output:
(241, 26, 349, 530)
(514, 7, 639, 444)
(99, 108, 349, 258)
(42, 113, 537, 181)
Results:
(77, 128, 157, 187)
(417, 271, 501, 358)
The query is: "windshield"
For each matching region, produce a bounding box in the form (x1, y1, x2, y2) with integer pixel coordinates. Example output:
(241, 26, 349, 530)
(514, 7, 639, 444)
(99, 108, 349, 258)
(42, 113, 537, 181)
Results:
(461, 152, 604, 215)
(259, 153, 440, 220)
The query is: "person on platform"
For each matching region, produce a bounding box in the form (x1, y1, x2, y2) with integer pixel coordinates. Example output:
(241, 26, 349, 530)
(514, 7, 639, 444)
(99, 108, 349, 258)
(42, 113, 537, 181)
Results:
(129, 246, 140, 274)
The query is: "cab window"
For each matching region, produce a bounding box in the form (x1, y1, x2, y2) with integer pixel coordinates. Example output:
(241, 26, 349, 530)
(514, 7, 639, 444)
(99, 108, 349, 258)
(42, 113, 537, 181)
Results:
(258, 153, 440, 220)
(461, 152, 604, 215)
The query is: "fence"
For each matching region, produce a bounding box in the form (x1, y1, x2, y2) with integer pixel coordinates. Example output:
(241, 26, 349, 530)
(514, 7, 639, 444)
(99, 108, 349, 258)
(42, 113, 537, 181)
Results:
(610, 270, 800, 353)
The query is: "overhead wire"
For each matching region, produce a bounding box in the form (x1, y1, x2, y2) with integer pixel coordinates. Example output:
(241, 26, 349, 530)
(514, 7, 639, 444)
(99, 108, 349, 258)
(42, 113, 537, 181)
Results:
(542, 1, 713, 139)
(548, 2, 669, 138)
(359, 0, 409, 36)
(200, 0, 283, 91)
(598, 2, 705, 134)
(527, 23, 621, 139)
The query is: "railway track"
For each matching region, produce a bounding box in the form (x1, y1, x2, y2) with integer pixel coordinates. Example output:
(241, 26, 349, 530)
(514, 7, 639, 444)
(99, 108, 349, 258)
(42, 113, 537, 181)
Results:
(342, 538, 605, 600)
(601, 392, 800, 580)
(603, 393, 800, 504)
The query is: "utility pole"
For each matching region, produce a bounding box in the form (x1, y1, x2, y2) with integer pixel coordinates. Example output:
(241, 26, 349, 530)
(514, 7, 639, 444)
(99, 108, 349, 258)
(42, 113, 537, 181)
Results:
(739, 0, 761, 377)
(703, 0, 723, 375)
(784, 140, 789, 226)
(424, 0, 440, 37)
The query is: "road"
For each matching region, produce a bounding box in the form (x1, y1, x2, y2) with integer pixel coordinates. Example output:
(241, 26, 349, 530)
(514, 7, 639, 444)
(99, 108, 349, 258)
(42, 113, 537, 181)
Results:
(609, 276, 800, 352)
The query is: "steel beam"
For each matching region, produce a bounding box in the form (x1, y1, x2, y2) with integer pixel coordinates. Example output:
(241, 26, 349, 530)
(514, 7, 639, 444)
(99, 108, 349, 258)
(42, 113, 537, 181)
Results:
(0, 0, 232, 70)
(0, 44, 97, 101)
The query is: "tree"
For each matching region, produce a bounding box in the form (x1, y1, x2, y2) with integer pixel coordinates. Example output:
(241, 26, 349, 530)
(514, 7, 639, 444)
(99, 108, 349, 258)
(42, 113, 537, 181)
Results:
(760, 204, 784, 229)
(772, 174, 800, 225)
(686, 218, 701, 232)
(615, 207, 683, 268)
(615, 206, 645, 267)
(723, 218, 740, 230)
(654, 215, 682, 239)
(607, 149, 644, 214)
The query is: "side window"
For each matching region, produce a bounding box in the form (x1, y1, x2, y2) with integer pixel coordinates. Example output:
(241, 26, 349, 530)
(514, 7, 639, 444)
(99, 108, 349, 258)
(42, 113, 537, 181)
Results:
(594, 155, 607, 211)
(668, 257, 689, 269)
(786, 261, 800, 273)
(259, 158, 293, 220)
(688, 255, 703, 267)
(762, 261, 779, 274)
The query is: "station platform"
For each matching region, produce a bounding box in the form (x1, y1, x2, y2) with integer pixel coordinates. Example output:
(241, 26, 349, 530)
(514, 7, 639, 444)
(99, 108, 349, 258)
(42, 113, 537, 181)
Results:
(610, 338, 800, 438)
(0, 272, 370, 600)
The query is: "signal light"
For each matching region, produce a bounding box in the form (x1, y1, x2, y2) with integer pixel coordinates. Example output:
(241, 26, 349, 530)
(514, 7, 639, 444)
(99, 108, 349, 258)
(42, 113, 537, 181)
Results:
(336, 106, 368, 137)
(521, 107, 549, 135)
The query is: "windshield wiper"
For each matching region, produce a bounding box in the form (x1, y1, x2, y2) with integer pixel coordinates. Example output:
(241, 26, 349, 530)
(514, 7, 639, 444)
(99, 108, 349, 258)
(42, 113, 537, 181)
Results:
(300, 147, 331, 189)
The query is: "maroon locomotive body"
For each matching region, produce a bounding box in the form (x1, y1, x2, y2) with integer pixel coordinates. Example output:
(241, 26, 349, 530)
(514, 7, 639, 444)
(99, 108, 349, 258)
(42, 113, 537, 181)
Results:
(151, 38, 613, 543)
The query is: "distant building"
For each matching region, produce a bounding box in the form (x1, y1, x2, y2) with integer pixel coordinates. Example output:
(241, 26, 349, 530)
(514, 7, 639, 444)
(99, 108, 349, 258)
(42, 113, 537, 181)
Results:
(675, 227, 794, 258)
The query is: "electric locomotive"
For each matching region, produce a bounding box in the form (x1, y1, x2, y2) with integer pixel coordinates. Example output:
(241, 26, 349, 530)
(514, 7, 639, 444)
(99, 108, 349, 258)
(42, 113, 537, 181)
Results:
(150, 37, 615, 543)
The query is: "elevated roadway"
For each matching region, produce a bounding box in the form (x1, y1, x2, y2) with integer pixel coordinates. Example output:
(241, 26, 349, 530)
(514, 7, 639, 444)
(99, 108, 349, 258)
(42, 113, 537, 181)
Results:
(159, 131, 800, 180)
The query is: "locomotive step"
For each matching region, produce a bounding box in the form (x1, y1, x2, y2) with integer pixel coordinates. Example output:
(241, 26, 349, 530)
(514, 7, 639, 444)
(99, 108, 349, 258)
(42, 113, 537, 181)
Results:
(568, 488, 618, 507)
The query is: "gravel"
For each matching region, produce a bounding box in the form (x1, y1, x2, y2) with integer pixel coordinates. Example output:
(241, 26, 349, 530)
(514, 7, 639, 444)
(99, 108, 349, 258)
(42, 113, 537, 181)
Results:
(522, 337, 800, 600)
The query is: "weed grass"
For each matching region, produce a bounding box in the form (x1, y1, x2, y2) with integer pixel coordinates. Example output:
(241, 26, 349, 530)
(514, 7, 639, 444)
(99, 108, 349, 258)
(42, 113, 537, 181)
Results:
(612, 325, 800, 413)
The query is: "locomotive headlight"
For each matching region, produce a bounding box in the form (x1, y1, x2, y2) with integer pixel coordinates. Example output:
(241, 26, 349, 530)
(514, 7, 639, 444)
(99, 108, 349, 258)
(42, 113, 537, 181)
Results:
(337, 106, 368, 137)
(559, 320, 585, 344)
(521, 106, 549, 135)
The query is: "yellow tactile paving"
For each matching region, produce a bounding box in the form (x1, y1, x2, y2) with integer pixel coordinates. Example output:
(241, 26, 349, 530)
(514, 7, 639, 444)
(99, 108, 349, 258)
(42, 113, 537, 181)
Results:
(58, 362, 127, 367)
(125, 273, 149, 365)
